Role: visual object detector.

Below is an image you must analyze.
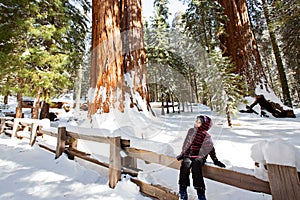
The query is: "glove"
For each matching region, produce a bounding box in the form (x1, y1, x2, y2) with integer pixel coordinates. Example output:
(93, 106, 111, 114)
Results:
(213, 160, 226, 168)
(176, 153, 184, 161)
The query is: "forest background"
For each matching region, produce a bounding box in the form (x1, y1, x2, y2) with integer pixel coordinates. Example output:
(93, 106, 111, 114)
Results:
(0, 0, 299, 123)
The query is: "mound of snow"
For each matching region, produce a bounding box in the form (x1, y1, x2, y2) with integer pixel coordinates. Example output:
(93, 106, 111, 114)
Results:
(251, 139, 300, 180)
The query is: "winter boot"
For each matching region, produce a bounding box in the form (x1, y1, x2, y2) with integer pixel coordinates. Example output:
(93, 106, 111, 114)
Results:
(197, 188, 206, 200)
(179, 185, 188, 200)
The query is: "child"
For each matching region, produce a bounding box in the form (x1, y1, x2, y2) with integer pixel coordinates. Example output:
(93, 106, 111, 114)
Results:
(177, 115, 225, 200)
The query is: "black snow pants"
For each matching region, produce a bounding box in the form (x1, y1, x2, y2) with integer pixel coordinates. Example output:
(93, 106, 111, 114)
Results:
(178, 157, 206, 190)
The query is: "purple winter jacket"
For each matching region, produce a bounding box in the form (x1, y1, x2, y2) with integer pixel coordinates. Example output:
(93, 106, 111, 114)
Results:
(180, 116, 217, 161)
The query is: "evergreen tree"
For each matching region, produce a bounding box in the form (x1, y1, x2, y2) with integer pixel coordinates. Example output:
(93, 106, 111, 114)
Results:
(146, 7, 199, 112)
(0, 0, 30, 100)
(180, 0, 228, 107)
(261, 0, 292, 107)
(169, 2, 199, 108)
(0, 0, 91, 117)
(208, 49, 246, 126)
(169, 23, 203, 107)
(272, 0, 300, 105)
(182, 0, 225, 54)
(145, 0, 172, 114)
(148, 0, 171, 65)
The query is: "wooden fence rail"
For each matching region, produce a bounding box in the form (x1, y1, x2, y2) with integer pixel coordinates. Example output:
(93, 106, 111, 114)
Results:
(40, 128, 134, 189)
(125, 147, 272, 194)
(1, 121, 300, 200)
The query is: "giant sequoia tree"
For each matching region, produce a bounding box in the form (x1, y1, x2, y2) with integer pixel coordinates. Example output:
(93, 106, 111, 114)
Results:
(217, 0, 265, 93)
(217, 0, 295, 116)
(90, 0, 149, 115)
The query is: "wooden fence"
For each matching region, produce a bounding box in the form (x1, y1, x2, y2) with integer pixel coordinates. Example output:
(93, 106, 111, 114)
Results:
(0, 117, 50, 146)
(1, 118, 300, 200)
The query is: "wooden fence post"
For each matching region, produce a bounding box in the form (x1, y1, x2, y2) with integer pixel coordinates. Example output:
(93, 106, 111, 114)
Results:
(0, 118, 6, 134)
(55, 127, 67, 159)
(29, 123, 39, 146)
(267, 164, 300, 200)
(66, 137, 78, 160)
(11, 118, 20, 138)
(109, 136, 122, 189)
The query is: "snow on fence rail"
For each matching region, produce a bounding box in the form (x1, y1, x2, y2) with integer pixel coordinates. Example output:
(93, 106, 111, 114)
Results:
(1, 119, 300, 200)
(0, 117, 50, 146)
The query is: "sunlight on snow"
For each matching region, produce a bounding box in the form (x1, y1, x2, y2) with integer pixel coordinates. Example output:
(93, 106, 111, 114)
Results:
(231, 129, 261, 137)
(0, 160, 30, 180)
(20, 170, 69, 183)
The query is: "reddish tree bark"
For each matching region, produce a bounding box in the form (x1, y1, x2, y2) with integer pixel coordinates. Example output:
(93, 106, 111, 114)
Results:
(121, 0, 149, 109)
(90, 0, 149, 115)
(16, 92, 23, 118)
(31, 88, 41, 119)
(218, 0, 265, 93)
(39, 89, 50, 119)
(90, 0, 124, 114)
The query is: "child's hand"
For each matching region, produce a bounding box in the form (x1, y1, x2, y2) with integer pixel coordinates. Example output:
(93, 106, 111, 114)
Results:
(213, 160, 226, 168)
(176, 154, 184, 161)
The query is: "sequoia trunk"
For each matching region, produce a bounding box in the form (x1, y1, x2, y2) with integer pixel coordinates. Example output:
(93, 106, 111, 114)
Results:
(90, 0, 124, 114)
(90, 0, 149, 115)
(31, 88, 41, 119)
(121, 0, 149, 110)
(217, 0, 265, 93)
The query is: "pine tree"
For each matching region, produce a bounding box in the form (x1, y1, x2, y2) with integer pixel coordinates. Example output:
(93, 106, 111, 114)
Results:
(272, 0, 300, 105)
(147, 0, 170, 65)
(261, 0, 292, 107)
(0, 0, 31, 117)
(0, 0, 91, 118)
(180, 0, 228, 107)
(146, 0, 172, 114)
(161, 2, 192, 109)
(182, 0, 225, 54)
(208, 49, 246, 126)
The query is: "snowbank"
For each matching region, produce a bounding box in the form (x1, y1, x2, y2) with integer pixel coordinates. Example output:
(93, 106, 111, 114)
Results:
(251, 139, 300, 180)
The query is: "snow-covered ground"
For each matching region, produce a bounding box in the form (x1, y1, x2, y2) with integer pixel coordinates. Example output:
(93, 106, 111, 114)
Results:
(0, 100, 299, 200)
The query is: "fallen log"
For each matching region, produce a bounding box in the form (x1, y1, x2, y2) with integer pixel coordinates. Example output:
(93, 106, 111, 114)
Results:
(240, 95, 295, 118)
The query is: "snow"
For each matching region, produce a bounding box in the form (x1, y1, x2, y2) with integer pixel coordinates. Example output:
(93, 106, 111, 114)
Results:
(51, 93, 74, 105)
(250, 139, 300, 181)
(0, 99, 299, 200)
(251, 139, 300, 181)
(0, 138, 145, 200)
